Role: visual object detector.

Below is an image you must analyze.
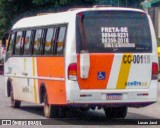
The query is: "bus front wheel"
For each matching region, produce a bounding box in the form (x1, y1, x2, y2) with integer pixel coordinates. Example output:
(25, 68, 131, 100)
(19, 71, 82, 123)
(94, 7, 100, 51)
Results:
(10, 86, 21, 108)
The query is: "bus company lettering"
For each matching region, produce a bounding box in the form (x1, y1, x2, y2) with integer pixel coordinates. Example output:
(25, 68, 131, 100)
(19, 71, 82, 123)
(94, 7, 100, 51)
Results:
(126, 81, 148, 87)
(22, 87, 29, 93)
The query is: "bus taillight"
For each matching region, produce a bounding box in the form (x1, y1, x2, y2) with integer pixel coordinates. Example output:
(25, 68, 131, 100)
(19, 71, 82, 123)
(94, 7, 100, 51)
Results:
(68, 63, 77, 81)
(152, 62, 158, 80)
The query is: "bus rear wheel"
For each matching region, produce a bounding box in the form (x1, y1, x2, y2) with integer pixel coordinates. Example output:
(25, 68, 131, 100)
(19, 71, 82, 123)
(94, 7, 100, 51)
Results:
(104, 106, 127, 119)
(10, 86, 21, 108)
(44, 94, 59, 118)
(80, 107, 90, 112)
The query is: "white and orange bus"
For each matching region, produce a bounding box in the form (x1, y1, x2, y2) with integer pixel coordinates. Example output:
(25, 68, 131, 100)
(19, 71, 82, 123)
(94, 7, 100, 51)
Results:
(4, 7, 158, 118)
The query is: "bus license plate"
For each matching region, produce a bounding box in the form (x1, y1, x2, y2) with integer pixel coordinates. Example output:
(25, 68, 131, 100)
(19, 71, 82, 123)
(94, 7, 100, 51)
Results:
(106, 94, 123, 100)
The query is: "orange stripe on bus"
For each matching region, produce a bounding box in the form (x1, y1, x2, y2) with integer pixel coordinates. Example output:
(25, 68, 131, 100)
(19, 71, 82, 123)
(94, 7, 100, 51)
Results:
(77, 53, 114, 89)
(37, 57, 66, 105)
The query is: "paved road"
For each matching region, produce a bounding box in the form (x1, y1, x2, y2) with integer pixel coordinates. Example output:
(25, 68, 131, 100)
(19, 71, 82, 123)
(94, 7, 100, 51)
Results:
(0, 75, 160, 127)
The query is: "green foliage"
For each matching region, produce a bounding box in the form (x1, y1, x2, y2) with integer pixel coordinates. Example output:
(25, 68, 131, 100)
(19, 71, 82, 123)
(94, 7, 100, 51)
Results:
(0, 0, 144, 37)
(157, 38, 160, 47)
(0, 0, 13, 36)
(94, 0, 144, 7)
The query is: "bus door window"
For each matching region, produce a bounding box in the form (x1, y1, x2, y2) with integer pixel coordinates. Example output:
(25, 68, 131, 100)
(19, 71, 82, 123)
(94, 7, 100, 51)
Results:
(33, 29, 42, 55)
(24, 30, 32, 55)
(15, 31, 23, 55)
(56, 27, 66, 55)
(44, 28, 55, 55)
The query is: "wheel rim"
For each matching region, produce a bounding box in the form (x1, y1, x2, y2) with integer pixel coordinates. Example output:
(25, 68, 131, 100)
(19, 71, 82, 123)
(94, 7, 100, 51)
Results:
(44, 96, 49, 116)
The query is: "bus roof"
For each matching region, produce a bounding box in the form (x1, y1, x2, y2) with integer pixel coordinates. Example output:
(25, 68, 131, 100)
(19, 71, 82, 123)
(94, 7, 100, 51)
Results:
(12, 7, 145, 30)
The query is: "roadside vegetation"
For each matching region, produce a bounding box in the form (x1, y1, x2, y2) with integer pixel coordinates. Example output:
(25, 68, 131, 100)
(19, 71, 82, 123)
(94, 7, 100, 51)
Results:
(0, 0, 143, 37)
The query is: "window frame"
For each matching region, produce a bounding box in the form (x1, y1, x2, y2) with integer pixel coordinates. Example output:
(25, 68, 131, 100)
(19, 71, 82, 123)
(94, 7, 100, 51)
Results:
(7, 24, 68, 57)
(23, 30, 33, 56)
(43, 24, 67, 56)
(7, 31, 16, 55)
(76, 11, 152, 53)
(32, 29, 43, 55)
(44, 28, 55, 55)
(14, 31, 24, 56)
(56, 26, 67, 55)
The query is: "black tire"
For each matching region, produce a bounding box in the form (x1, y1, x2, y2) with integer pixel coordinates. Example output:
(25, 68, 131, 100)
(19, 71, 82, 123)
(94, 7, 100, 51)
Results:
(43, 93, 59, 118)
(58, 107, 67, 118)
(104, 106, 127, 119)
(116, 106, 128, 118)
(10, 86, 21, 108)
(80, 107, 90, 112)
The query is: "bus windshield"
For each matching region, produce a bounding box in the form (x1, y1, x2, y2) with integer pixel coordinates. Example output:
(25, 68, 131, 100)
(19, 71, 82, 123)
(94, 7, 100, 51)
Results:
(76, 11, 152, 53)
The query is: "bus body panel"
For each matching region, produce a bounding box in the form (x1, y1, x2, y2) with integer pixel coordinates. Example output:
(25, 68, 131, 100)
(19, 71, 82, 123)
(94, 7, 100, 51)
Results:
(5, 57, 39, 103)
(37, 57, 66, 104)
(77, 53, 152, 90)
(5, 57, 66, 104)
(77, 53, 114, 89)
(65, 9, 158, 107)
(65, 80, 157, 107)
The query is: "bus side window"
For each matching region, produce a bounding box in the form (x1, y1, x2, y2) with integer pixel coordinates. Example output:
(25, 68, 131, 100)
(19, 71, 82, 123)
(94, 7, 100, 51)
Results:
(56, 27, 66, 55)
(33, 29, 42, 55)
(44, 28, 55, 55)
(24, 30, 32, 55)
(14, 31, 23, 55)
(7, 33, 15, 56)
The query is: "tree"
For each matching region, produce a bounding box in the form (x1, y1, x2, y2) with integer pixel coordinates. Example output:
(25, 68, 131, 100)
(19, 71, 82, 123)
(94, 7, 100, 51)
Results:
(0, 0, 144, 37)
(0, 0, 33, 36)
(94, 0, 144, 7)
(0, 0, 13, 36)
